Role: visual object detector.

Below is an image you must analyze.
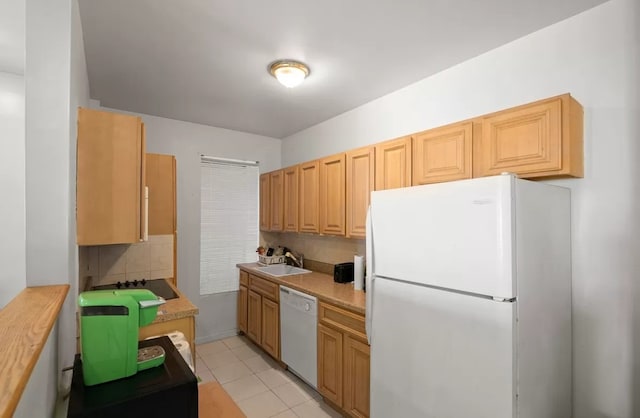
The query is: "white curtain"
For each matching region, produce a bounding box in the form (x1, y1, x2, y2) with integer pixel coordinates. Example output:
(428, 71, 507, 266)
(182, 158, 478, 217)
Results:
(200, 158, 258, 295)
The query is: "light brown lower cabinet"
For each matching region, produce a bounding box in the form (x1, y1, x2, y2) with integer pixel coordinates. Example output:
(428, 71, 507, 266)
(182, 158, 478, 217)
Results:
(318, 324, 344, 406)
(318, 302, 370, 418)
(261, 297, 280, 359)
(247, 289, 262, 344)
(237, 284, 248, 334)
(238, 270, 281, 360)
(343, 335, 371, 418)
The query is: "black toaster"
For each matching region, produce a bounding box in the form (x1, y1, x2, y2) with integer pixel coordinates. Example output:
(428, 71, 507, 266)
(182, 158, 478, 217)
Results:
(334, 262, 354, 283)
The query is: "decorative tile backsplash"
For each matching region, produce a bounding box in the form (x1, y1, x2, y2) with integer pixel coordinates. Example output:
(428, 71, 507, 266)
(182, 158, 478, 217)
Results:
(79, 234, 174, 290)
(260, 232, 365, 266)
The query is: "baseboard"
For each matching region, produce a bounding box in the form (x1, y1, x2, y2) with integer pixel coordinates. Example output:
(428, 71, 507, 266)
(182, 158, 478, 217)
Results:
(195, 329, 239, 345)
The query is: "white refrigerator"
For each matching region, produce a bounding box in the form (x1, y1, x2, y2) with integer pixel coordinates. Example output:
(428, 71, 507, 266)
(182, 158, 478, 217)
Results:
(365, 174, 572, 418)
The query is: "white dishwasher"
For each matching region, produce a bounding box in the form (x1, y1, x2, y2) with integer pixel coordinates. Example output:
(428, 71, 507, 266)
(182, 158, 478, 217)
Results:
(279, 285, 318, 389)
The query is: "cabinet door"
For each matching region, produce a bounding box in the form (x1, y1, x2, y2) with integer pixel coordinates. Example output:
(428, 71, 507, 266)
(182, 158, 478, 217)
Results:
(346, 147, 374, 239)
(270, 170, 284, 231)
(343, 335, 371, 418)
(259, 173, 271, 231)
(320, 153, 346, 235)
(261, 298, 280, 360)
(318, 324, 343, 407)
(283, 165, 299, 232)
(77, 108, 146, 245)
(247, 290, 262, 344)
(412, 122, 473, 185)
(475, 94, 583, 178)
(146, 153, 176, 235)
(299, 160, 320, 233)
(237, 285, 248, 334)
(374, 136, 411, 190)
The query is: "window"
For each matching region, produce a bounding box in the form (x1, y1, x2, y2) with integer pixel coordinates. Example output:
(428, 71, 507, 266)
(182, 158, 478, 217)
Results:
(200, 157, 258, 295)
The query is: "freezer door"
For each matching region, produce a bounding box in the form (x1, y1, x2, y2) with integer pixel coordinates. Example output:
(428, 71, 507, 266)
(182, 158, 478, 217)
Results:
(370, 278, 515, 418)
(370, 175, 515, 298)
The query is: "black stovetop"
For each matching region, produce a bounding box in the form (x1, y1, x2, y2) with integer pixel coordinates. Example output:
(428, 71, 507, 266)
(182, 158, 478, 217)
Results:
(92, 279, 178, 300)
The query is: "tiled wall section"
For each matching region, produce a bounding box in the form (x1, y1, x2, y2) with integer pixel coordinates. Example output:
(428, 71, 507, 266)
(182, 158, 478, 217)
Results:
(260, 232, 365, 266)
(79, 234, 174, 290)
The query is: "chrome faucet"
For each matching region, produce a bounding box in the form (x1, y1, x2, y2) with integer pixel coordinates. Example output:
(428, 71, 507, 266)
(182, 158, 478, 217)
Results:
(285, 252, 304, 268)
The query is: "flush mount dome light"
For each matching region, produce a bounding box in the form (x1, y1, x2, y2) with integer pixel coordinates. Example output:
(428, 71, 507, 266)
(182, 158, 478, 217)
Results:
(269, 60, 310, 88)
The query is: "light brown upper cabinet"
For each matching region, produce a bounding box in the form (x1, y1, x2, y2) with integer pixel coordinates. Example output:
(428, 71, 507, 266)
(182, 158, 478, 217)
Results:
(269, 170, 284, 231)
(259, 173, 270, 231)
(474, 94, 583, 178)
(412, 122, 473, 185)
(375, 136, 412, 190)
(299, 160, 320, 233)
(346, 146, 374, 239)
(320, 153, 346, 236)
(77, 107, 146, 245)
(283, 165, 299, 232)
(146, 153, 176, 235)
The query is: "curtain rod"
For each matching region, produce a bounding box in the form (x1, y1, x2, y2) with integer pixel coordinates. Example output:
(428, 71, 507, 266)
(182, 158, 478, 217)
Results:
(200, 155, 259, 166)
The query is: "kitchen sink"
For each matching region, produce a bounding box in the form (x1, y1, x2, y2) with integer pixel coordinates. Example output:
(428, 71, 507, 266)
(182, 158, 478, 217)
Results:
(255, 264, 312, 277)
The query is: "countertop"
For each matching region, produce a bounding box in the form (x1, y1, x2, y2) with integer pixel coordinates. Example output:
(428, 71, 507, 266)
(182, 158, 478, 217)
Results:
(237, 263, 366, 315)
(153, 279, 199, 323)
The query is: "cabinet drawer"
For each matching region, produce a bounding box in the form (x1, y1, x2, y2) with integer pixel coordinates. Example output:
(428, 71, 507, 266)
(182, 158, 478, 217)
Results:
(239, 270, 249, 287)
(249, 274, 279, 301)
(319, 302, 366, 341)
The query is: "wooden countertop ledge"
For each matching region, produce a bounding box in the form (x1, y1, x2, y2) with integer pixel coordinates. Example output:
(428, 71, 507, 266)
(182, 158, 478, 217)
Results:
(0, 285, 69, 418)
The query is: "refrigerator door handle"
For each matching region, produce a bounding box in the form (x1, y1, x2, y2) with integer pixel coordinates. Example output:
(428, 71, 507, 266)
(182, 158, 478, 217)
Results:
(365, 206, 373, 344)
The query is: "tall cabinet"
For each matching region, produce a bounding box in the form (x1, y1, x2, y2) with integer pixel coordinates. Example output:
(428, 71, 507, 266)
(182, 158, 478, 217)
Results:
(269, 170, 284, 231)
(259, 173, 271, 231)
(146, 154, 176, 235)
(299, 160, 320, 233)
(346, 147, 374, 238)
(76, 107, 146, 245)
(283, 166, 299, 232)
(146, 153, 177, 284)
(319, 153, 346, 235)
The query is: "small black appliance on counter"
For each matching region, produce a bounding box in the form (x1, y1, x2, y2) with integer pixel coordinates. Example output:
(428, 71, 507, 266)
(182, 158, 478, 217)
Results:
(67, 336, 197, 418)
(334, 262, 354, 283)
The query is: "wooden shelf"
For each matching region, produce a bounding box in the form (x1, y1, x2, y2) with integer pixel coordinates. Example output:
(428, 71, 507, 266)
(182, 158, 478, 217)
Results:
(0, 285, 69, 418)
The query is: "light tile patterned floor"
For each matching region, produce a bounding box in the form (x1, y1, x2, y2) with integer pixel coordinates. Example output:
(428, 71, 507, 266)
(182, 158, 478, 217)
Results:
(196, 335, 342, 418)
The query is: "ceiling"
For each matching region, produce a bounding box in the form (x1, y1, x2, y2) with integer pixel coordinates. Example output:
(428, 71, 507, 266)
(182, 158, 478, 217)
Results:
(78, 0, 605, 139)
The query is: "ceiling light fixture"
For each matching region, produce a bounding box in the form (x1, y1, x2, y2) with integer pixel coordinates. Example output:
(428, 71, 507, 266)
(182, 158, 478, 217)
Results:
(269, 60, 310, 88)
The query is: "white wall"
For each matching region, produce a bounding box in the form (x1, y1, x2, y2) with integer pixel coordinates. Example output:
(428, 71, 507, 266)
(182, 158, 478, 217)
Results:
(143, 115, 281, 343)
(14, 324, 58, 418)
(96, 107, 282, 343)
(282, 0, 639, 416)
(0, 72, 25, 307)
(23, 0, 89, 415)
